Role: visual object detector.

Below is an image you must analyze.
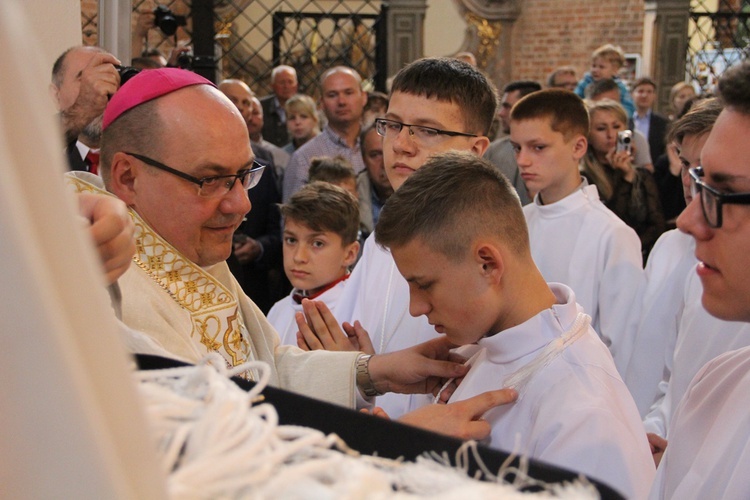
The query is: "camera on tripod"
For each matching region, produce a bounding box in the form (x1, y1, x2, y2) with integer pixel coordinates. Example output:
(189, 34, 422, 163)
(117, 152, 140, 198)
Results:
(153, 5, 187, 36)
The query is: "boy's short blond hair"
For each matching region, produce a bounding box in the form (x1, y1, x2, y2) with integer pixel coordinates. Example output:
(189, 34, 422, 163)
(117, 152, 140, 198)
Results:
(592, 44, 625, 69)
(281, 181, 360, 245)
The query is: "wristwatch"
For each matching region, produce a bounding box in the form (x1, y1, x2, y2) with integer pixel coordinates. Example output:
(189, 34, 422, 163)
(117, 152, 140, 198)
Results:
(355, 354, 382, 397)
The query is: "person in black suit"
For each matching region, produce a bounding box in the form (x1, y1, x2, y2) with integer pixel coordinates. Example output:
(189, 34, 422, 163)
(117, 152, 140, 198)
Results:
(227, 149, 287, 313)
(259, 65, 298, 147)
(630, 77, 670, 160)
(220, 82, 289, 312)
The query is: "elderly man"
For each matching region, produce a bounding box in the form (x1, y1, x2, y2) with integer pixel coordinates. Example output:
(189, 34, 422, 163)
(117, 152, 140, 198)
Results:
(282, 66, 367, 202)
(65, 68, 513, 437)
(50, 46, 120, 173)
(260, 65, 298, 147)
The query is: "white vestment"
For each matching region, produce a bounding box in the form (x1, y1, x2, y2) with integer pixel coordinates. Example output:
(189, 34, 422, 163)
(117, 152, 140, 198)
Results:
(66, 172, 361, 408)
(335, 232, 438, 418)
(624, 229, 696, 415)
(643, 269, 750, 437)
(268, 279, 349, 346)
(649, 346, 750, 499)
(449, 284, 655, 500)
(523, 183, 644, 374)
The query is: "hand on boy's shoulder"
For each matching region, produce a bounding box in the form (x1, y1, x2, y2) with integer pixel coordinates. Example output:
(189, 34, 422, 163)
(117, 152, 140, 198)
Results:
(397, 389, 518, 440)
(295, 299, 375, 354)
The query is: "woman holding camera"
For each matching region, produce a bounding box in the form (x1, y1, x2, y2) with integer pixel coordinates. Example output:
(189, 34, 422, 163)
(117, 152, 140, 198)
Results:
(582, 99, 665, 260)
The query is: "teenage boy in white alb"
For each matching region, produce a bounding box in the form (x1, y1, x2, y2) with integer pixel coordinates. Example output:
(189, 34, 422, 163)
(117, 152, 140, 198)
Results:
(649, 61, 750, 500)
(624, 98, 723, 415)
(375, 152, 654, 500)
(510, 89, 644, 373)
(631, 95, 750, 467)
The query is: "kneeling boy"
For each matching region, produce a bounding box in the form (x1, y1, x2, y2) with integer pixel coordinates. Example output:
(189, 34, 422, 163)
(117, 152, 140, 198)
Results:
(375, 152, 654, 499)
(268, 182, 360, 345)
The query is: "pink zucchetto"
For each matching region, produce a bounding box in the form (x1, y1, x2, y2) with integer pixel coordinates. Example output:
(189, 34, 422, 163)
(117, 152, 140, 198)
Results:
(102, 68, 215, 130)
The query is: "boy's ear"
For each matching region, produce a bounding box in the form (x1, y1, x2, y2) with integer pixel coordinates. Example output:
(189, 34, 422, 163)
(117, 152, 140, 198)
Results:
(108, 152, 138, 206)
(475, 242, 504, 283)
(471, 135, 491, 157)
(572, 135, 588, 161)
(342, 240, 361, 268)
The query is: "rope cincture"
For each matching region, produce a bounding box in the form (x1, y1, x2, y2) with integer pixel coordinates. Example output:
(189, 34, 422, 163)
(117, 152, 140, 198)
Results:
(135, 354, 599, 498)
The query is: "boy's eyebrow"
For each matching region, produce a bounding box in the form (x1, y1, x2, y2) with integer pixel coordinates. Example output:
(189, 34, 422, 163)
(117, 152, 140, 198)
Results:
(283, 228, 328, 238)
(383, 112, 449, 130)
(708, 171, 750, 190)
(403, 275, 426, 284)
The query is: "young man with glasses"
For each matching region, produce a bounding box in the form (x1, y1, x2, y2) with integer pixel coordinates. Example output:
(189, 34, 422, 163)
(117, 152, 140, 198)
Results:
(296, 57, 495, 419)
(66, 68, 515, 438)
(649, 61, 750, 499)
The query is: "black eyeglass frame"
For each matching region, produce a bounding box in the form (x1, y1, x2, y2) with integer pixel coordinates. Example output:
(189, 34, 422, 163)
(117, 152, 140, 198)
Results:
(124, 152, 265, 196)
(374, 118, 478, 140)
(689, 166, 750, 228)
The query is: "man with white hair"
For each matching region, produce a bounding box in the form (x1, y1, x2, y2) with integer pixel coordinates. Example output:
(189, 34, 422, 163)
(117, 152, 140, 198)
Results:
(260, 65, 298, 147)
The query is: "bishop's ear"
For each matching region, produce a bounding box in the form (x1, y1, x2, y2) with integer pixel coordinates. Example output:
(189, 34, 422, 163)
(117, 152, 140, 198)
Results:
(107, 152, 138, 205)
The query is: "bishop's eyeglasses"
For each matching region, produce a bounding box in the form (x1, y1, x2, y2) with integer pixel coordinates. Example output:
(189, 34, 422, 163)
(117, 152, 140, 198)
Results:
(125, 152, 265, 198)
(688, 166, 750, 228)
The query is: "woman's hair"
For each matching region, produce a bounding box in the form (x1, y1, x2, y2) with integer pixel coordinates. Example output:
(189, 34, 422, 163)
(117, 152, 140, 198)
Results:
(580, 99, 629, 201)
(284, 94, 320, 136)
(669, 82, 695, 113)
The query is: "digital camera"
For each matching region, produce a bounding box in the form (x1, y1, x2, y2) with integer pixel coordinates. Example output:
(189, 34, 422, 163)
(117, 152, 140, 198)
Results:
(616, 130, 633, 154)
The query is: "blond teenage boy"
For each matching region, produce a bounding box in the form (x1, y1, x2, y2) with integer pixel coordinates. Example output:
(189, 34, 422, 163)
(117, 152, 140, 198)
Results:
(375, 152, 654, 499)
(574, 44, 635, 115)
(511, 89, 644, 374)
(296, 57, 495, 419)
(268, 182, 360, 345)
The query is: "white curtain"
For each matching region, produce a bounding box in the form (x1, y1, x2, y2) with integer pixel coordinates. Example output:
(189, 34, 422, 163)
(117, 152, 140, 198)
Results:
(0, 2, 165, 497)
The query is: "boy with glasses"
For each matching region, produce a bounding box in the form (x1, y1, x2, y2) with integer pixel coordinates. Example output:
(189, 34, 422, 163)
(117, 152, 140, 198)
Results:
(649, 61, 750, 499)
(297, 57, 494, 418)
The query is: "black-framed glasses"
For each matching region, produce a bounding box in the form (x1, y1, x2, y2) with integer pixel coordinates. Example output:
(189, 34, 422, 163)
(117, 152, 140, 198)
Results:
(374, 118, 477, 145)
(688, 166, 750, 228)
(124, 152, 265, 198)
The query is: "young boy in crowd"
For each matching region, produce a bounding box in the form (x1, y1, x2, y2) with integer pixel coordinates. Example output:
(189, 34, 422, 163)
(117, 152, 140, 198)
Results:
(375, 152, 654, 499)
(297, 58, 495, 419)
(267, 182, 360, 345)
(510, 89, 644, 374)
(575, 43, 635, 115)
